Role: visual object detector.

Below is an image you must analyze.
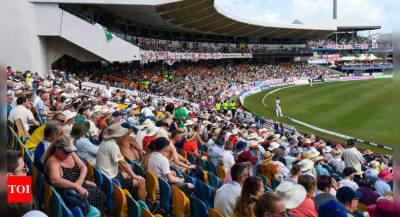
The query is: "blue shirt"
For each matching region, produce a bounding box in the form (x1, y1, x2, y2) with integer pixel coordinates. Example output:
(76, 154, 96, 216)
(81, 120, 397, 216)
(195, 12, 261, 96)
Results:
(375, 179, 391, 196)
(75, 137, 99, 165)
(315, 164, 330, 176)
(33, 140, 51, 173)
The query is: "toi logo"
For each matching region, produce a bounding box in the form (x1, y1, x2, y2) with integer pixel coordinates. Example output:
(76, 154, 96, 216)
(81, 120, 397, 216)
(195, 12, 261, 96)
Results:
(7, 176, 32, 203)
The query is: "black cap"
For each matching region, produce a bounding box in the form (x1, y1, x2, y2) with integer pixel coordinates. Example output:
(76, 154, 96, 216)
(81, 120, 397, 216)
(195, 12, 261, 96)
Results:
(152, 137, 170, 151)
(336, 187, 361, 204)
(343, 167, 356, 177)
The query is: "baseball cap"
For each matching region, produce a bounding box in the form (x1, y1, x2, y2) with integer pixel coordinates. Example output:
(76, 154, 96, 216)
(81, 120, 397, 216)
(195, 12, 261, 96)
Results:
(343, 167, 356, 177)
(318, 199, 347, 217)
(54, 136, 77, 153)
(112, 110, 123, 117)
(336, 186, 361, 204)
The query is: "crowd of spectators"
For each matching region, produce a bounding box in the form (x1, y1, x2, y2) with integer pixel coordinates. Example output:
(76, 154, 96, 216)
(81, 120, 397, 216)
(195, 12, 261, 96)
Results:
(6, 64, 397, 217)
(308, 38, 370, 50)
(70, 62, 330, 107)
(129, 36, 312, 54)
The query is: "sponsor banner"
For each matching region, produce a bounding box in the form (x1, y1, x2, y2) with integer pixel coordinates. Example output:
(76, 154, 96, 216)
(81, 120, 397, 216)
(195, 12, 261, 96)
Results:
(220, 53, 253, 59)
(140, 51, 252, 64)
(341, 75, 374, 81)
(373, 74, 393, 79)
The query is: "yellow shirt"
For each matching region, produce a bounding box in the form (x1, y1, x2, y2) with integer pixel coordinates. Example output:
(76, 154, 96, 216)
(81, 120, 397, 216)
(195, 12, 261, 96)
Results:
(26, 124, 46, 150)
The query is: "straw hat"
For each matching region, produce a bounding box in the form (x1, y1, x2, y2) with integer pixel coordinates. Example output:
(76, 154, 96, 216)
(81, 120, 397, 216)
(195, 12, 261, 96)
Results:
(298, 159, 315, 172)
(103, 123, 129, 139)
(275, 181, 307, 209)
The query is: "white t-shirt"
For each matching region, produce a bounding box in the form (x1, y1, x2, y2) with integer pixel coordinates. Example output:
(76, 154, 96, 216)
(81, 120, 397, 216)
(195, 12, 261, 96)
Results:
(218, 150, 235, 171)
(96, 139, 124, 179)
(141, 107, 154, 117)
(339, 179, 359, 191)
(8, 105, 35, 132)
(103, 88, 112, 99)
(148, 152, 171, 182)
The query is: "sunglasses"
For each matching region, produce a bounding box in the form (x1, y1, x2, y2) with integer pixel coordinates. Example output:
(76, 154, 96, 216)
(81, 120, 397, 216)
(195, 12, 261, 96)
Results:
(13, 166, 30, 174)
(58, 147, 73, 155)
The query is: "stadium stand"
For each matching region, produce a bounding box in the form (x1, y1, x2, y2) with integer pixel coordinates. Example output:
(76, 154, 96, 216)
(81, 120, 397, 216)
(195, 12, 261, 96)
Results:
(6, 62, 396, 217)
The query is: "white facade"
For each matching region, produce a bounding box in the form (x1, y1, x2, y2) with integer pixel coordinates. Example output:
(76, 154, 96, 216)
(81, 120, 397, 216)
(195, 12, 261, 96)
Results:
(1, 0, 140, 75)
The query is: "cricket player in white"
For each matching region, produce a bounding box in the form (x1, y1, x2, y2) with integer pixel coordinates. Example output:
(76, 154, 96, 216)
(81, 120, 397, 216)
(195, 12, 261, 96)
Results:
(275, 97, 282, 117)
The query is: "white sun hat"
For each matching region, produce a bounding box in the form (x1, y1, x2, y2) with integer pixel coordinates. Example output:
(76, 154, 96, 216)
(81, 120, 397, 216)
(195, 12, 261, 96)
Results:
(275, 181, 307, 209)
(268, 142, 281, 151)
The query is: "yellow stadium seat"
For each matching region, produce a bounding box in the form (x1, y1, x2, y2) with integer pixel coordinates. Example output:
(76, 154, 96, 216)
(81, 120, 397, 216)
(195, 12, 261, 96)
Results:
(208, 208, 224, 217)
(145, 170, 159, 202)
(216, 165, 227, 182)
(113, 183, 128, 217)
(44, 182, 53, 216)
(85, 161, 95, 182)
(357, 202, 368, 212)
(172, 185, 190, 217)
(203, 170, 209, 184)
(179, 150, 188, 159)
(141, 207, 163, 217)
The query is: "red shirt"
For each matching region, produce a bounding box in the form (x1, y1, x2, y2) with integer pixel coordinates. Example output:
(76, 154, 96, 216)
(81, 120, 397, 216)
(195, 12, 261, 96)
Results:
(183, 139, 198, 154)
(142, 135, 157, 150)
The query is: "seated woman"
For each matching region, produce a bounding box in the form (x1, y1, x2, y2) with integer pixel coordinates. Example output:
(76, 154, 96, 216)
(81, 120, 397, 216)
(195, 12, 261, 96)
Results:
(70, 121, 98, 165)
(257, 160, 280, 189)
(234, 176, 264, 217)
(44, 135, 106, 211)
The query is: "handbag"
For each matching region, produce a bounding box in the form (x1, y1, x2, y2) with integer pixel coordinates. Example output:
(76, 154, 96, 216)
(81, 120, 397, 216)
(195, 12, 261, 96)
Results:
(61, 188, 90, 215)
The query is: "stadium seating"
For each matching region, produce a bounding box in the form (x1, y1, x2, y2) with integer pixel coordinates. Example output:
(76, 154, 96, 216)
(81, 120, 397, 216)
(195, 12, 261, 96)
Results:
(194, 180, 215, 209)
(208, 208, 224, 217)
(216, 165, 227, 182)
(123, 189, 142, 217)
(189, 195, 208, 217)
(145, 170, 159, 202)
(158, 178, 172, 213)
(172, 185, 190, 217)
(113, 183, 128, 217)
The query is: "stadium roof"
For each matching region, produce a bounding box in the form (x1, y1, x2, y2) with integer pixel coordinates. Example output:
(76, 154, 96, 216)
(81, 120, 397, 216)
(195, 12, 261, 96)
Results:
(337, 25, 381, 32)
(32, 0, 379, 39)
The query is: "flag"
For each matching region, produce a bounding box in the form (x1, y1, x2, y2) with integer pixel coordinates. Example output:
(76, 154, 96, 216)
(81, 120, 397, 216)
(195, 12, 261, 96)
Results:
(103, 27, 113, 41)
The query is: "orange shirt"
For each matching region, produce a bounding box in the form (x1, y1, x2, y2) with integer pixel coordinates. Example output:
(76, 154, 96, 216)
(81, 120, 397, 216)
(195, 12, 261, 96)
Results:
(291, 196, 318, 217)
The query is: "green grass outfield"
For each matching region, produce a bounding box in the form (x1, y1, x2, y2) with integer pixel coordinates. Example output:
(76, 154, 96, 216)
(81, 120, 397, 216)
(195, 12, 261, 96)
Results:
(243, 79, 397, 154)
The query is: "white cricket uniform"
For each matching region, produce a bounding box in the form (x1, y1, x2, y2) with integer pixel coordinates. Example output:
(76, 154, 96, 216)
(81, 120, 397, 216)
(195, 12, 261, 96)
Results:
(275, 99, 282, 117)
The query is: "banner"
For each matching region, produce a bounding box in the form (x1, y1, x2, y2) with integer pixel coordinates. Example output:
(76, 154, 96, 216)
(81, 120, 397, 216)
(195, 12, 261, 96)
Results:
(140, 51, 252, 64)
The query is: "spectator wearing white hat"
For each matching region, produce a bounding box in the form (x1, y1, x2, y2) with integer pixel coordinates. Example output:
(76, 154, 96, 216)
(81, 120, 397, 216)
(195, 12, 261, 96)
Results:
(96, 123, 146, 201)
(219, 140, 235, 171)
(61, 110, 77, 136)
(275, 181, 307, 215)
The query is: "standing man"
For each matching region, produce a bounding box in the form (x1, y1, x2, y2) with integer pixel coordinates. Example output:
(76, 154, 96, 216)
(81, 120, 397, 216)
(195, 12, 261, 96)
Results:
(275, 97, 282, 117)
(229, 100, 237, 119)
